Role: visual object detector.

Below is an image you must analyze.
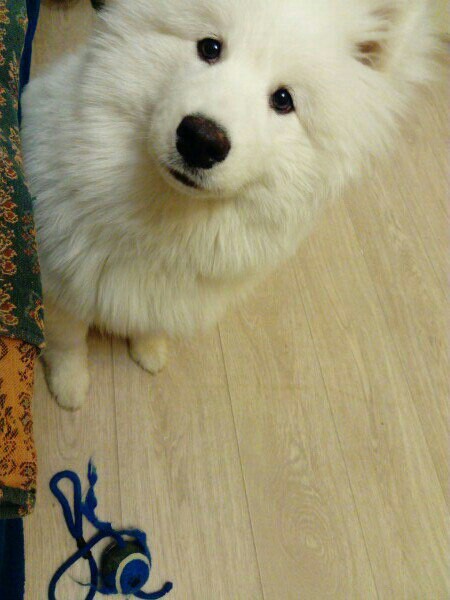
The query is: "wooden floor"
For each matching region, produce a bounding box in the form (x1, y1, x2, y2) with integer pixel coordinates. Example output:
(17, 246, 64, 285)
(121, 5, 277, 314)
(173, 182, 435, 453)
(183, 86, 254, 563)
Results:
(25, 5, 449, 600)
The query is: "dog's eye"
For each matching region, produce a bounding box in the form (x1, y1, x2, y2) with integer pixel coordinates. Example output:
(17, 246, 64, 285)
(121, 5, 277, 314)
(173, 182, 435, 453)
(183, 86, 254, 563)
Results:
(197, 38, 222, 64)
(271, 88, 295, 115)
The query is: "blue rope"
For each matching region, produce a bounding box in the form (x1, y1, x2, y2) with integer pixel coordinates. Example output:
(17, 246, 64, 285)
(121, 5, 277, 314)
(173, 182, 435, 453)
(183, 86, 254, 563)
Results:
(49, 464, 173, 599)
(48, 470, 100, 600)
(135, 584, 174, 600)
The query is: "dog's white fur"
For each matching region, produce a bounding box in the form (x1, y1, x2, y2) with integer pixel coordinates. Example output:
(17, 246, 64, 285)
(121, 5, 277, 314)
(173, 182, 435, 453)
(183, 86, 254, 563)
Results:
(22, 0, 436, 409)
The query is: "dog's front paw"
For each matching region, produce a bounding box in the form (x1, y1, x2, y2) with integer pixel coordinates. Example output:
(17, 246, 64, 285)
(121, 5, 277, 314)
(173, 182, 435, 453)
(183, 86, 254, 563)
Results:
(43, 352, 90, 411)
(129, 335, 168, 375)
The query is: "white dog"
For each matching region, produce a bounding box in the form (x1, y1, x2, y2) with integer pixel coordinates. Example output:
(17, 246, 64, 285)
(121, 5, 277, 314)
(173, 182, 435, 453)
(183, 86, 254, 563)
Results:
(21, 0, 436, 409)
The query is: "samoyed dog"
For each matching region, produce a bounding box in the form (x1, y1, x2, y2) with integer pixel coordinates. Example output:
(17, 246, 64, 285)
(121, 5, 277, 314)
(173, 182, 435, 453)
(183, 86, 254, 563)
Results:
(21, 0, 436, 410)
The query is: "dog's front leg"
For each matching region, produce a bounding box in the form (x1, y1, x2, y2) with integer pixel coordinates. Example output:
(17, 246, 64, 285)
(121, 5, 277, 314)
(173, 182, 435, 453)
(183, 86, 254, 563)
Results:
(129, 333, 169, 375)
(42, 300, 90, 411)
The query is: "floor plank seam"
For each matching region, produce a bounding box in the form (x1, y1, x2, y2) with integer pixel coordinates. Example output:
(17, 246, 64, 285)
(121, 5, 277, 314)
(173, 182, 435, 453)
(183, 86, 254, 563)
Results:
(341, 202, 449, 507)
(292, 265, 381, 600)
(217, 324, 267, 600)
(110, 338, 124, 520)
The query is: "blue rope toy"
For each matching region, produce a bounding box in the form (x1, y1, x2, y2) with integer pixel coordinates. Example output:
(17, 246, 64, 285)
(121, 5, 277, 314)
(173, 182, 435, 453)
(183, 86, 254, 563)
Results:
(49, 462, 173, 600)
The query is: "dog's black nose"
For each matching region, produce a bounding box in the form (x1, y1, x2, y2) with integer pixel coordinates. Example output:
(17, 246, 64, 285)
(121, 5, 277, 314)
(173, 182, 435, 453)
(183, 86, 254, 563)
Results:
(176, 115, 231, 170)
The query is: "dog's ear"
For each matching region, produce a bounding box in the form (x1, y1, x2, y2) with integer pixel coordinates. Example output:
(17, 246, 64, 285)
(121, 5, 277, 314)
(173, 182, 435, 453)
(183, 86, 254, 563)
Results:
(353, 0, 437, 74)
(353, 2, 398, 69)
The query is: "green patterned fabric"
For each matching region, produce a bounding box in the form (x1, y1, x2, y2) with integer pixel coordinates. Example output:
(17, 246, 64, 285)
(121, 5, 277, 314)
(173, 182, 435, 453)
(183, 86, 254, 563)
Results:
(0, 0, 44, 349)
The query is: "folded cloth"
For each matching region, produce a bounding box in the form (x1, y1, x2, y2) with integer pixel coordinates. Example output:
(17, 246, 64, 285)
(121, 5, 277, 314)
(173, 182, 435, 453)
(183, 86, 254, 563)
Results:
(0, 4, 42, 599)
(0, 337, 37, 518)
(0, 0, 43, 520)
(0, 0, 44, 349)
(0, 518, 25, 600)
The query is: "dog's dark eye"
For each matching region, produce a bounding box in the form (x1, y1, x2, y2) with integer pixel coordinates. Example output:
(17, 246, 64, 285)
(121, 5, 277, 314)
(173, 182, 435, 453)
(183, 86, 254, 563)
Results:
(197, 38, 222, 63)
(271, 88, 295, 115)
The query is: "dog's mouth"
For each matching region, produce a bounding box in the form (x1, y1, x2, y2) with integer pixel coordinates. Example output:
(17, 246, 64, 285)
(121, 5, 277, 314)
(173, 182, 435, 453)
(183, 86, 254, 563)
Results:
(168, 168, 201, 190)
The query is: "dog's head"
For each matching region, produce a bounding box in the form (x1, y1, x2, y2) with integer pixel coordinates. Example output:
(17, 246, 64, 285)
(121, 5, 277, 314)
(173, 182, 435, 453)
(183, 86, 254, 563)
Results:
(90, 0, 437, 200)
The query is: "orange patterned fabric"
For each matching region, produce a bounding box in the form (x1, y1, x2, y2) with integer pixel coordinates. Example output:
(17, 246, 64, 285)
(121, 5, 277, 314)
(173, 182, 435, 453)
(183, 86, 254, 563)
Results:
(0, 336, 37, 517)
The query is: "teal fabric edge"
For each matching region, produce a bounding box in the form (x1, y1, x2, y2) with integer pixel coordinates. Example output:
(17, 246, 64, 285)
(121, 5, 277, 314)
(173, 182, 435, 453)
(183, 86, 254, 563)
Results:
(0, 484, 36, 519)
